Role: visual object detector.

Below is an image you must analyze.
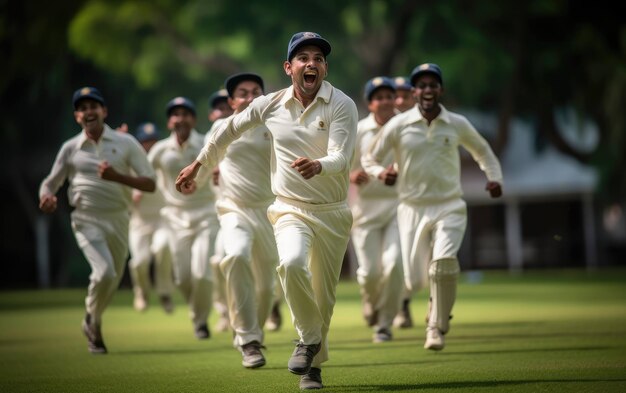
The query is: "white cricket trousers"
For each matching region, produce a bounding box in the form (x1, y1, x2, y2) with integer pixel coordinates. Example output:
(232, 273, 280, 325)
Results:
(71, 210, 129, 325)
(397, 198, 467, 293)
(216, 198, 279, 346)
(352, 214, 404, 330)
(128, 218, 174, 298)
(268, 197, 352, 368)
(164, 206, 219, 328)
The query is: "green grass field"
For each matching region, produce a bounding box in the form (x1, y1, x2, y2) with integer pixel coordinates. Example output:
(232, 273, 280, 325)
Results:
(1, 268, 625, 392)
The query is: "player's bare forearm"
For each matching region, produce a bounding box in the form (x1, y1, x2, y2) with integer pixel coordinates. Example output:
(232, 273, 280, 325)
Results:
(176, 160, 203, 192)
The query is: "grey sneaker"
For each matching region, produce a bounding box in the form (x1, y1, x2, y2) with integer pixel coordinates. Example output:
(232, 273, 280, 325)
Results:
(195, 323, 210, 340)
(159, 295, 175, 314)
(373, 327, 392, 343)
(288, 341, 321, 375)
(240, 341, 266, 368)
(300, 367, 323, 390)
(82, 314, 107, 354)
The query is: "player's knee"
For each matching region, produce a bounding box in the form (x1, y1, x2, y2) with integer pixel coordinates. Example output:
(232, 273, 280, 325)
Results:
(358, 269, 380, 285)
(277, 254, 308, 276)
(428, 258, 460, 280)
(218, 252, 249, 273)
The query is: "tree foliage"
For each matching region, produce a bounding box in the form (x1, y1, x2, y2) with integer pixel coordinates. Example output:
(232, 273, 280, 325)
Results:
(2, 0, 625, 285)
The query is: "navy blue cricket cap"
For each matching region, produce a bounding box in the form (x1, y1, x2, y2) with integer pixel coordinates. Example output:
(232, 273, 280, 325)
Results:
(392, 76, 412, 91)
(134, 122, 160, 143)
(225, 73, 265, 98)
(72, 86, 105, 109)
(410, 63, 443, 86)
(165, 96, 196, 117)
(363, 76, 395, 102)
(287, 32, 331, 61)
(209, 89, 229, 108)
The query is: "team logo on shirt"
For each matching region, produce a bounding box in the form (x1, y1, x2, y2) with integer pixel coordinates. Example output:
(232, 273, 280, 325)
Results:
(263, 131, 270, 140)
(319, 120, 325, 128)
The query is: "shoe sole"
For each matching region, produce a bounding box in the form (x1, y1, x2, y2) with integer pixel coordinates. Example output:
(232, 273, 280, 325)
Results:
(300, 383, 323, 390)
(242, 359, 266, 369)
(288, 366, 311, 375)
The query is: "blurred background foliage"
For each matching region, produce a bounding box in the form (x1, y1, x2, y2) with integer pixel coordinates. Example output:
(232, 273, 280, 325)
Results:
(1, 0, 624, 286)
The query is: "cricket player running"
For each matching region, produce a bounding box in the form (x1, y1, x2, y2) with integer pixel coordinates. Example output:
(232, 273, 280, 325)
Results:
(362, 63, 503, 351)
(211, 72, 279, 368)
(175, 32, 357, 390)
(349, 76, 404, 343)
(39, 87, 156, 354)
(149, 97, 220, 340)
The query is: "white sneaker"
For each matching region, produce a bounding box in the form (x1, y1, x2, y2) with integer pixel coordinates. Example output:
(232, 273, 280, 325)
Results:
(133, 294, 148, 312)
(214, 315, 230, 333)
(424, 327, 444, 351)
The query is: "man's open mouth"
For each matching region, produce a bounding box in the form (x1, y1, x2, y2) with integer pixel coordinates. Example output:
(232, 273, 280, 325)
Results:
(304, 72, 317, 84)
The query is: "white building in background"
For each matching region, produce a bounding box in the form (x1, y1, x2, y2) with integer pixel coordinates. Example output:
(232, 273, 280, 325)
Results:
(460, 108, 599, 270)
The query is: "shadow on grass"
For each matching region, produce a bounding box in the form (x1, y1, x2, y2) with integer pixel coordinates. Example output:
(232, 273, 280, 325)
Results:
(115, 346, 233, 355)
(333, 378, 626, 391)
(443, 345, 612, 356)
(260, 358, 452, 371)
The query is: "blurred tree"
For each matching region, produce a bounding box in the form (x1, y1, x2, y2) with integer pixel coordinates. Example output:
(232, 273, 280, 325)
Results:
(2, 0, 624, 287)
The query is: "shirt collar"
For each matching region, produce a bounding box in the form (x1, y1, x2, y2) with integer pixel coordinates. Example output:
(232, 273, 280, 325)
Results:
(361, 113, 382, 132)
(78, 124, 114, 146)
(402, 104, 451, 126)
(165, 129, 200, 148)
(282, 80, 332, 108)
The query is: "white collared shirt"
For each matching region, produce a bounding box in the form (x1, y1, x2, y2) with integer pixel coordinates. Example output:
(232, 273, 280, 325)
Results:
(218, 121, 274, 206)
(149, 129, 216, 209)
(198, 81, 358, 205)
(39, 124, 155, 212)
(362, 105, 503, 204)
(350, 113, 398, 225)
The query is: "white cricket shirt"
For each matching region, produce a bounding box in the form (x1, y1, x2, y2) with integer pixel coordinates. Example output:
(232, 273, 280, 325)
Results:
(351, 113, 398, 226)
(149, 129, 216, 209)
(362, 105, 503, 204)
(39, 124, 155, 212)
(197, 81, 358, 205)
